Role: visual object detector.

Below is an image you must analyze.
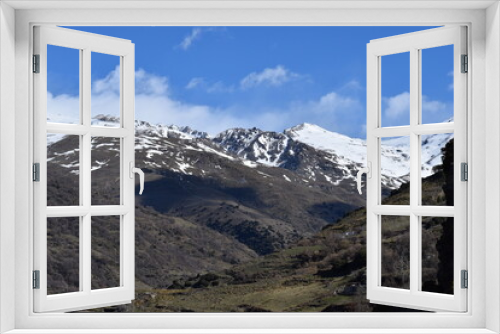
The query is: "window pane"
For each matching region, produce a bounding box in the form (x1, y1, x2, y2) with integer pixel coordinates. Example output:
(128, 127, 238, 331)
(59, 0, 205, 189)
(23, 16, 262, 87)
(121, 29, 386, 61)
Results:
(381, 136, 410, 204)
(91, 216, 121, 289)
(381, 52, 410, 127)
(47, 134, 80, 206)
(421, 134, 454, 206)
(381, 215, 410, 289)
(421, 217, 454, 294)
(91, 137, 121, 205)
(91, 52, 121, 127)
(421, 45, 454, 124)
(47, 45, 80, 124)
(47, 217, 80, 294)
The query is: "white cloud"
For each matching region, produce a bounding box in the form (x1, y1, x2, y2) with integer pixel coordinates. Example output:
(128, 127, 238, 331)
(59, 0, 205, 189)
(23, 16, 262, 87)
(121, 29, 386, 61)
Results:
(177, 27, 226, 51)
(448, 70, 454, 91)
(382, 91, 449, 123)
(176, 27, 227, 51)
(339, 80, 363, 93)
(135, 68, 169, 95)
(240, 65, 300, 89)
(422, 96, 446, 113)
(93, 67, 120, 95)
(48, 68, 247, 134)
(177, 28, 202, 50)
(186, 65, 302, 94)
(48, 68, 364, 137)
(361, 123, 367, 136)
(315, 92, 360, 113)
(93, 66, 168, 96)
(383, 91, 410, 119)
(186, 77, 205, 90)
(47, 92, 80, 124)
(185, 77, 234, 93)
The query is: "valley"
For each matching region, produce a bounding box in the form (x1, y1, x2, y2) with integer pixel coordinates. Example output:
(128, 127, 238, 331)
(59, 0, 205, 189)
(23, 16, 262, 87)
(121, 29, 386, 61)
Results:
(45, 115, 453, 312)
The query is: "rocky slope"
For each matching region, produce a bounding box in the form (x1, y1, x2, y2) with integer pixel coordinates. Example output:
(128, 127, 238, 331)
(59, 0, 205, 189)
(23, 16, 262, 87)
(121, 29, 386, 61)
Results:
(46, 115, 453, 296)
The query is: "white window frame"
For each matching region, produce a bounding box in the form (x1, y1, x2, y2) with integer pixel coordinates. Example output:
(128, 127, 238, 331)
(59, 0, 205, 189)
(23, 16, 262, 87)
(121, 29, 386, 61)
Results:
(366, 26, 468, 312)
(0, 1, 499, 333)
(33, 26, 136, 313)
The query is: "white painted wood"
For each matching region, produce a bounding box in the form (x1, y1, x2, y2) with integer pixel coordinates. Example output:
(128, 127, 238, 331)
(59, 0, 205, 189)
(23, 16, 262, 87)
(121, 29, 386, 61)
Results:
(366, 26, 467, 312)
(121, 40, 136, 302)
(46, 123, 129, 137)
(0, 2, 17, 333)
(372, 123, 455, 138)
(372, 205, 455, 217)
(33, 26, 135, 313)
(1, 330, 498, 334)
(3, 0, 497, 10)
(82, 46, 92, 300)
(485, 3, 500, 332)
(409, 45, 420, 295)
(10, 5, 490, 333)
(366, 35, 379, 307)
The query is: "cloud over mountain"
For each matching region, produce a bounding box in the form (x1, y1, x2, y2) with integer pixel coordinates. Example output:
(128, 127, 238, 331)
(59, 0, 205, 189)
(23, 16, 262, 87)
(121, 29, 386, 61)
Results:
(240, 65, 300, 89)
(48, 68, 365, 137)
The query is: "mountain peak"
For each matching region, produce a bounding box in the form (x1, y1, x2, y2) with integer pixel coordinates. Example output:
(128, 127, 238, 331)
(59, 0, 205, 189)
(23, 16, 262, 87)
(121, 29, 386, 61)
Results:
(285, 123, 327, 133)
(284, 123, 353, 142)
(93, 114, 120, 123)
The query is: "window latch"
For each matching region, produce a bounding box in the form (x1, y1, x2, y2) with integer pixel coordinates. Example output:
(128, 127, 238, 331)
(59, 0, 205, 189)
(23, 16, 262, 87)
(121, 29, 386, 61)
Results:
(129, 162, 144, 195)
(356, 162, 371, 195)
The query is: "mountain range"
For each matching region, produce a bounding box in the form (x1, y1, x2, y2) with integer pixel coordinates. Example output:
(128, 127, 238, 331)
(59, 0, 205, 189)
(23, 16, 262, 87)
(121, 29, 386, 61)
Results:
(90, 114, 452, 189)
(46, 115, 453, 309)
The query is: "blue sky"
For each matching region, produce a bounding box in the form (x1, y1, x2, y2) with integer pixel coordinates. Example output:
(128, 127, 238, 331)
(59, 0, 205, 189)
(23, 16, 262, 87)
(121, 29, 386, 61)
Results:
(47, 26, 454, 138)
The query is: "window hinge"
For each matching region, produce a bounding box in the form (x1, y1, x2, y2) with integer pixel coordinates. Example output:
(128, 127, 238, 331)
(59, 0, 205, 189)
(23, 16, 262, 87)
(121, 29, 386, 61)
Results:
(33, 163, 40, 182)
(33, 54, 40, 73)
(33, 270, 40, 289)
(461, 162, 468, 181)
(461, 270, 468, 289)
(461, 54, 468, 73)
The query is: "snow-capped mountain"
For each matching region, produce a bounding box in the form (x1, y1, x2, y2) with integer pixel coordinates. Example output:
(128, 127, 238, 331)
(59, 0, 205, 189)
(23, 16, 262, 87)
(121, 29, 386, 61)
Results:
(213, 128, 291, 167)
(214, 123, 452, 190)
(47, 115, 453, 191)
(135, 119, 209, 141)
(46, 115, 454, 256)
(285, 123, 367, 166)
(284, 122, 453, 179)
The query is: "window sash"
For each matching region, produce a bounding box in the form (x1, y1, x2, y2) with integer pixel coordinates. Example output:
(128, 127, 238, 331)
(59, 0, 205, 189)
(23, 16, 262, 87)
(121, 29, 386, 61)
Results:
(366, 26, 468, 312)
(32, 26, 136, 313)
(8, 5, 490, 331)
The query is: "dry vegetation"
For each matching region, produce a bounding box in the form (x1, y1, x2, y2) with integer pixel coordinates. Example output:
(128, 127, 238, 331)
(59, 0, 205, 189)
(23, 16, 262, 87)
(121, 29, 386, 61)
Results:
(46, 133, 453, 313)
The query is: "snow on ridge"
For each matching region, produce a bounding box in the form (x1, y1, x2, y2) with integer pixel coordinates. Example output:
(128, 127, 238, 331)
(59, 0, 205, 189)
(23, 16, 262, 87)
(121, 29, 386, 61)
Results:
(91, 114, 211, 140)
(286, 122, 452, 179)
(213, 127, 290, 167)
(135, 120, 210, 140)
(285, 122, 367, 166)
(47, 133, 67, 146)
(48, 116, 453, 186)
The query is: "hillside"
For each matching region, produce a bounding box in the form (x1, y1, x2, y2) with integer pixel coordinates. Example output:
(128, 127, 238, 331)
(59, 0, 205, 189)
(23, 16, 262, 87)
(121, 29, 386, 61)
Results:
(91, 154, 450, 313)
(45, 116, 453, 311)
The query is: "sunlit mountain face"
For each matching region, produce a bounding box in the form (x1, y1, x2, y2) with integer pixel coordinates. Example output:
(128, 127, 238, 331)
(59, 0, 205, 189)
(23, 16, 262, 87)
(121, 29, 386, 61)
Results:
(47, 115, 452, 312)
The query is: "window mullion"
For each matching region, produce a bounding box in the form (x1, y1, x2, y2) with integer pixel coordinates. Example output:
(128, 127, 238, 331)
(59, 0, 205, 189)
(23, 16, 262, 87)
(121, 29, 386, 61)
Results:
(82, 47, 92, 294)
(81, 214, 91, 293)
(409, 47, 420, 294)
(82, 133, 91, 294)
(82, 47, 91, 211)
